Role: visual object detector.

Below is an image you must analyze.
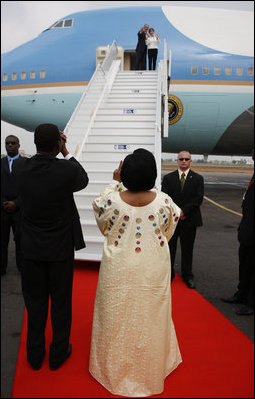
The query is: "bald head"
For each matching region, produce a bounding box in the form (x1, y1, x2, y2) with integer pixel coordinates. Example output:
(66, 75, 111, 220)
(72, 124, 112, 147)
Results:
(177, 151, 192, 172)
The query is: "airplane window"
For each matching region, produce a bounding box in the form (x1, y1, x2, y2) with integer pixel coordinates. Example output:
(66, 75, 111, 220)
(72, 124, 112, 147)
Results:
(3, 73, 8, 81)
(202, 66, 209, 75)
(247, 67, 254, 76)
(213, 66, 221, 75)
(191, 66, 198, 75)
(12, 73, 17, 81)
(225, 66, 232, 75)
(40, 70, 46, 79)
(21, 72, 26, 80)
(30, 71, 36, 79)
(54, 21, 64, 28)
(64, 19, 73, 27)
(236, 66, 243, 76)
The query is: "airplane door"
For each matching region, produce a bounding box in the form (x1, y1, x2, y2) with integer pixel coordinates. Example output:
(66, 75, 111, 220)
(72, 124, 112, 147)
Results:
(124, 50, 136, 70)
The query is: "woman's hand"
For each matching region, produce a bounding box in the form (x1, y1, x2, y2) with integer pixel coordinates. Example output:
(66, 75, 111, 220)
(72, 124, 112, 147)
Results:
(113, 160, 123, 182)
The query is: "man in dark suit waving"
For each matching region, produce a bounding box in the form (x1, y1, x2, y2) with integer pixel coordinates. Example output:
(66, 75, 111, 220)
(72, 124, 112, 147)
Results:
(135, 24, 149, 70)
(12, 124, 89, 371)
(162, 151, 204, 288)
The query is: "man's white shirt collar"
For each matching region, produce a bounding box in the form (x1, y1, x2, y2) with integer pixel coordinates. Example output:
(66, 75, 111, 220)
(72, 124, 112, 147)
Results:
(178, 169, 190, 179)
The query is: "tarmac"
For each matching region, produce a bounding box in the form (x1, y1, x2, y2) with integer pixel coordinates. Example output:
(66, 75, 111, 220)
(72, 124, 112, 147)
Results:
(1, 170, 254, 398)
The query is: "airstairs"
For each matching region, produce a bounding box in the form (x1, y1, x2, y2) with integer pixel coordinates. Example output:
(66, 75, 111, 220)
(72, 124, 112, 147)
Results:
(64, 41, 169, 261)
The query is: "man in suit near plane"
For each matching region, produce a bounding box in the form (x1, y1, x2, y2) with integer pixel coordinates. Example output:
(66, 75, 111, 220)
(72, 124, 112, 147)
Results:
(1, 135, 24, 276)
(12, 124, 89, 370)
(221, 149, 254, 315)
(135, 24, 149, 70)
(161, 151, 204, 288)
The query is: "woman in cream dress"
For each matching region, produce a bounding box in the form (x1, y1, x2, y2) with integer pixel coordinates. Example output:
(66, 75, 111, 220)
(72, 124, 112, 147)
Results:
(89, 149, 182, 397)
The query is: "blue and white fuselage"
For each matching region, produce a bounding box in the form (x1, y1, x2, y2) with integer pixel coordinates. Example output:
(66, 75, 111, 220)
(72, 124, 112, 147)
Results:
(1, 6, 254, 155)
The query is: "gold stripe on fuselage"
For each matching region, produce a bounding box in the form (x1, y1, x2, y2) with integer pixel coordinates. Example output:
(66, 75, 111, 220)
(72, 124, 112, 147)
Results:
(1, 80, 254, 90)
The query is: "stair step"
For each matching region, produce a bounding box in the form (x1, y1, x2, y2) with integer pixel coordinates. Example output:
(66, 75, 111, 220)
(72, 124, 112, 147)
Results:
(101, 103, 156, 109)
(84, 143, 154, 152)
(95, 114, 155, 122)
(86, 170, 114, 180)
(74, 192, 100, 206)
(93, 121, 156, 128)
(107, 93, 156, 99)
(80, 160, 123, 171)
(97, 108, 156, 115)
(110, 89, 157, 94)
(87, 135, 155, 145)
(90, 128, 155, 136)
(75, 251, 102, 262)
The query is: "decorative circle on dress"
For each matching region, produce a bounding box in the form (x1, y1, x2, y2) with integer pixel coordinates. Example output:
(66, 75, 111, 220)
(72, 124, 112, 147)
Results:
(135, 247, 141, 253)
(148, 215, 155, 221)
(136, 218, 142, 224)
(124, 215, 129, 221)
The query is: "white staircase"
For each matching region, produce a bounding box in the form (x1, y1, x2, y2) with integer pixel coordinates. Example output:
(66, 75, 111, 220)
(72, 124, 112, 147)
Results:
(64, 41, 169, 261)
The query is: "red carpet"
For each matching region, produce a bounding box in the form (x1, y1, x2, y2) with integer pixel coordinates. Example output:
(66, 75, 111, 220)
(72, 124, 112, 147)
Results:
(12, 262, 254, 398)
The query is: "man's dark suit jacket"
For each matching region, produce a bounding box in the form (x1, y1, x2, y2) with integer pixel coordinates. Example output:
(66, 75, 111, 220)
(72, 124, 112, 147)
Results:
(161, 169, 204, 227)
(136, 31, 147, 53)
(1, 156, 23, 219)
(238, 175, 254, 246)
(12, 154, 89, 261)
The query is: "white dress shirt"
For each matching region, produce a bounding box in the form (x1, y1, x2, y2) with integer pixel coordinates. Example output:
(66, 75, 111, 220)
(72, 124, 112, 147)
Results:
(178, 168, 190, 181)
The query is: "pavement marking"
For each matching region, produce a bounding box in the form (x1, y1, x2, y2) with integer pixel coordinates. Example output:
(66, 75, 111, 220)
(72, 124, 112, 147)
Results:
(203, 196, 242, 216)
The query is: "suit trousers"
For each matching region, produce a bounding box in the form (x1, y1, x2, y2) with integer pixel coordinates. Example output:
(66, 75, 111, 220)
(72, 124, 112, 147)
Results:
(237, 243, 254, 307)
(21, 255, 74, 364)
(1, 212, 22, 274)
(135, 50, 147, 70)
(169, 222, 197, 281)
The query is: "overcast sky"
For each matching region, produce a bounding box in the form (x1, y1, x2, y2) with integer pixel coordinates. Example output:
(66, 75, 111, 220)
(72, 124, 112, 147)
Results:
(1, 1, 254, 158)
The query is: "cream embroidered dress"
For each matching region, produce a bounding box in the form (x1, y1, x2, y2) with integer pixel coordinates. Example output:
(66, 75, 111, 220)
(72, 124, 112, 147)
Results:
(89, 183, 182, 397)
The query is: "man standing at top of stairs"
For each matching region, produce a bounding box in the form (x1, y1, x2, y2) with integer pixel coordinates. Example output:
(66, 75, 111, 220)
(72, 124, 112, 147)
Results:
(135, 24, 149, 70)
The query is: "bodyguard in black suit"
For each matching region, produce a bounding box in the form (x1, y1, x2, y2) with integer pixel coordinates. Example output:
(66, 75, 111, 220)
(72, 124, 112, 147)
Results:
(221, 150, 254, 315)
(12, 124, 89, 370)
(135, 24, 149, 70)
(1, 135, 23, 275)
(162, 151, 204, 288)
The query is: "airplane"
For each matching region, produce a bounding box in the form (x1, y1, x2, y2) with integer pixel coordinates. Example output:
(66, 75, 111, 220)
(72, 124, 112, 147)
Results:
(1, 5, 254, 156)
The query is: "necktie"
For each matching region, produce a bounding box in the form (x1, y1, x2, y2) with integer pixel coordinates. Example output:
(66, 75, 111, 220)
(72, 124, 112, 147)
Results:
(180, 172, 186, 191)
(8, 158, 13, 172)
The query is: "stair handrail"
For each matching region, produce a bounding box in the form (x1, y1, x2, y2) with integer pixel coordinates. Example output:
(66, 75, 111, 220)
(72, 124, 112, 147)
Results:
(154, 39, 168, 189)
(162, 39, 169, 138)
(64, 41, 118, 157)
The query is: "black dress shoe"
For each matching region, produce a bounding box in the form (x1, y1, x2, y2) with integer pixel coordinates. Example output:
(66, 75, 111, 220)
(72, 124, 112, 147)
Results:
(50, 344, 72, 370)
(221, 294, 243, 304)
(28, 351, 46, 370)
(186, 279, 195, 289)
(236, 306, 254, 316)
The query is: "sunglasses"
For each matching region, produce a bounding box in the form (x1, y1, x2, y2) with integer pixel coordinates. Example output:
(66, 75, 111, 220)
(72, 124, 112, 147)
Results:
(178, 158, 190, 161)
(6, 141, 18, 145)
